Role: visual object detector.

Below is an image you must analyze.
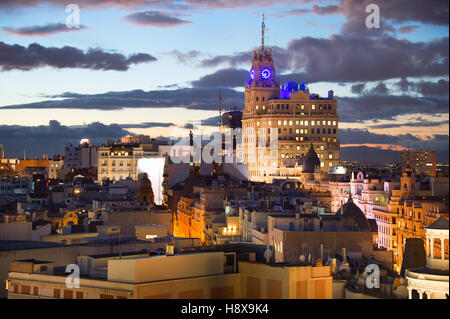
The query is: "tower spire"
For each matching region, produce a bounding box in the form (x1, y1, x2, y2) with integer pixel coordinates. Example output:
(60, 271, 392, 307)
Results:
(261, 13, 265, 50)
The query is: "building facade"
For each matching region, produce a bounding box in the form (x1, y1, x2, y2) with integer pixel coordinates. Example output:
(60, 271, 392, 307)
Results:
(242, 19, 340, 183)
(97, 145, 144, 182)
(399, 150, 437, 177)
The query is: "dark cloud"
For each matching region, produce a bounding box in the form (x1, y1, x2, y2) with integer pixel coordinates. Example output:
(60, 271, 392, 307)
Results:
(338, 94, 448, 122)
(368, 119, 449, 129)
(397, 25, 420, 34)
(3, 23, 86, 36)
(285, 5, 339, 16)
(118, 122, 176, 129)
(369, 82, 389, 95)
(191, 68, 249, 88)
(0, 121, 132, 158)
(169, 50, 203, 64)
(351, 83, 365, 94)
(0, 0, 297, 10)
(199, 35, 449, 83)
(0, 42, 157, 71)
(339, 128, 449, 162)
(394, 78, 449, 97)
(0, 88, 244, 111)
(336, 0, 448, 36)
(125, 11, 192, 27)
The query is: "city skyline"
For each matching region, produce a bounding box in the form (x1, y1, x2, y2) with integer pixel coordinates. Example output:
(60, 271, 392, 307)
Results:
(0, 0, 448, 162)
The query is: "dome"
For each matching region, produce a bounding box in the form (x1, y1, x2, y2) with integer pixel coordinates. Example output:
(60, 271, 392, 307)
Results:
(337, 195, 371, 231)
(302, 143, 321, 173)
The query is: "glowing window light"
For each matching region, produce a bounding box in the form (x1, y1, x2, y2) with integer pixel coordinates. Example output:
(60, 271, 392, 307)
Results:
(137, 158, 165, 205)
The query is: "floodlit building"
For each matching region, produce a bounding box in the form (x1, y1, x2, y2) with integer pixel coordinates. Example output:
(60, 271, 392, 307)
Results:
(7, 247, 333, 299)
(242, 18, 340, 183)
(399, 150, 437, 177)
(406, 217, 449, 299)
(97, 144, 144, 182)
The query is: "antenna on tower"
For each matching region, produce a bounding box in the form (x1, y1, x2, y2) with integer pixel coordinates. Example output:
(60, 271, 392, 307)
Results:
(219, 89, 223, 126)
(262, 13, 265, 50)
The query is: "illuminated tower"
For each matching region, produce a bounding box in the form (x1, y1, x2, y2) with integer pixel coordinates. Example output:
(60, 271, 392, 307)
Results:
(242, 17, 340, 182)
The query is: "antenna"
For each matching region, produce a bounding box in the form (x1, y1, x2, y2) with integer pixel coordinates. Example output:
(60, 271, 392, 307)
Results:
(262, 13, 265, 50)
(219, 89, 223, 126)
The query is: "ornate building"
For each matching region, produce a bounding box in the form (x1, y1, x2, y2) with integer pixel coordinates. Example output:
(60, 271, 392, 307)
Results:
(137, 173, 155, 207)
(242, 17, 340, 183)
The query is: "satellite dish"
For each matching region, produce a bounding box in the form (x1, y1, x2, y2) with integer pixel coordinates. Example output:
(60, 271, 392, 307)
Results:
(299, 254, 306, 263)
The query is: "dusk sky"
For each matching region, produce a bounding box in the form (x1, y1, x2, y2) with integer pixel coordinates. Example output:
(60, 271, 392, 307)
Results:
(0, 0, 448, 163)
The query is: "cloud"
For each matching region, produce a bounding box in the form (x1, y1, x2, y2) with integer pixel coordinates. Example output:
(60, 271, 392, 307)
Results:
(339, 128, 449, 162)
(191, 68, 249, 88)
(118, 122, 176, 129)
(397, 25, 420, 34)
(285, 5, 339, 16)
(338, 94, 448, 122)
(0, 41, 157, 71)
(0, 88, 245, 111)
(125, 11, 192, 27)
(3, 23, 87, 37)
(169, 50, 203, 64)
(0, 121, 132, 158)
(198, 35, 449, 84)
(351, 83, 365, 94)
(368, 119, 449, 129)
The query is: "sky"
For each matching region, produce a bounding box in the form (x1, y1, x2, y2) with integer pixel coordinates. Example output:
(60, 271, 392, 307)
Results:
(0, 0, 448, 163)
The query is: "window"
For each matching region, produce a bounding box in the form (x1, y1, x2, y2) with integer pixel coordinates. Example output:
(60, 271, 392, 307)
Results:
(64, 290, 73, 299)
(21, 285, 30, 295)
(54, 288, 61, 298)
(312, 105, 316, 110)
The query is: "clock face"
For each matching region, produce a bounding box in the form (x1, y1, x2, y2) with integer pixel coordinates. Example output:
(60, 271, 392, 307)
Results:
(250, 69, 255, 80)
(261, 68, 272, 80)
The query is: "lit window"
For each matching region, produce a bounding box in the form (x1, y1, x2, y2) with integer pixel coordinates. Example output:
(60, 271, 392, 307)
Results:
(329, 162, 332, 167)
(257, 121, 260, 126)
(296, 129, 300, 134)
(329, 154, 333, 159)
(311, 121, 315, 126)
(283, 120, 287, 125)
(256, 105, 259, 110)
(296, 121, 299, 125)
(328, 121, 331, 126)
(321, 162, 324, 167)
(322, 121, 326, 125)
(278, 120, 282, 125)
(333, 121, 336, 126)
(300, 137, 304, 141)
(301, 105, 305, 110)
(289, 121, 293, 125)
(268, 120, 271, 125)
(305, 121, 308, 126)
(312, 105, 316, 110)
(300, 121, 304, 126)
